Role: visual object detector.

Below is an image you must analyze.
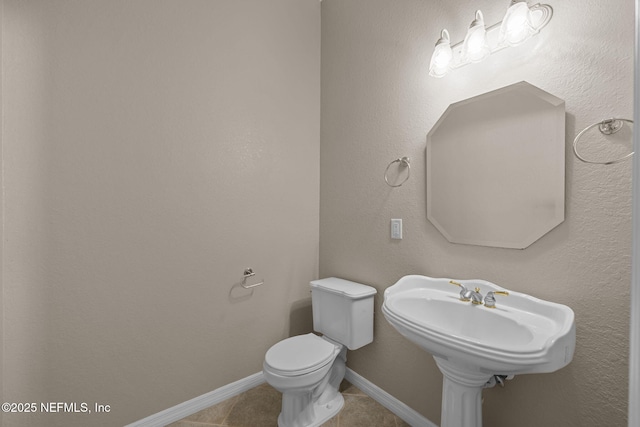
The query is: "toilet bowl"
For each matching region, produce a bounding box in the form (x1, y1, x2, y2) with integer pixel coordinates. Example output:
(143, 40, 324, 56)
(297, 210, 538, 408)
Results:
(263, 277, 377, 427)
(263, 333, 346, 427)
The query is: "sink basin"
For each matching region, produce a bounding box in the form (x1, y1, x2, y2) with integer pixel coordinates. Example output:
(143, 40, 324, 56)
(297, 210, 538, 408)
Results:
(382, 275, 576, 427)
(382, 275, 575, 375)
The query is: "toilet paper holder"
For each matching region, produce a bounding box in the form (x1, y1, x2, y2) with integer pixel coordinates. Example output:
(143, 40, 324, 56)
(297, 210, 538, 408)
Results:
(242, 268, 264, 289)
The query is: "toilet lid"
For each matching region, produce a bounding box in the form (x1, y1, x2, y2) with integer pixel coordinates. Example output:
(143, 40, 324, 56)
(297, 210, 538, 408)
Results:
(264, 333, 338, 376)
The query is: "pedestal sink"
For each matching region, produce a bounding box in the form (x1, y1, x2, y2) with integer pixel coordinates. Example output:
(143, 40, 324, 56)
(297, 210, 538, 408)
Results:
(382, 275, 575, 427)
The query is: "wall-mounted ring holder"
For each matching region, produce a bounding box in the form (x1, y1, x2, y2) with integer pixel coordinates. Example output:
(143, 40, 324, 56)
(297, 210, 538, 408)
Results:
(241, 268, 264, 289)
(573, 118, 634, 165)
(384, 157, 411, 187)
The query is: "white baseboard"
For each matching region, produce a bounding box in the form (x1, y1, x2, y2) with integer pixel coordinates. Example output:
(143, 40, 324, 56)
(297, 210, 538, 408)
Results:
(124, 372, 265, 427)
(345, 368, 437, 427)
(126, 369, 436, 427)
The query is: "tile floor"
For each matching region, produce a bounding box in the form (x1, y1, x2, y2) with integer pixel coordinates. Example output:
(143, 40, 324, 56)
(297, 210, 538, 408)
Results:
(167, 380, 411, 427)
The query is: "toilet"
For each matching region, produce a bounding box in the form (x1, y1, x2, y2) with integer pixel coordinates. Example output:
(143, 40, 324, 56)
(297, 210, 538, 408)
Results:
(263, 277, 377, 427)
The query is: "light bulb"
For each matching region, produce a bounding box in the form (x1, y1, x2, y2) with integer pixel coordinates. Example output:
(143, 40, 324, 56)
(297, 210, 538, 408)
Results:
(499, 1, 534, 47)
(429, 29, 452, 78)
(462, 11, 489, 63)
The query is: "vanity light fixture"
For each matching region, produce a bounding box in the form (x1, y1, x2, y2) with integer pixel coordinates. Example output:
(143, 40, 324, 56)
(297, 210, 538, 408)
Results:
(428, 1, 553, 78)
(462, 11, 490, 63)
(500, 0, 537, 46)
(428, 29, 453, 78)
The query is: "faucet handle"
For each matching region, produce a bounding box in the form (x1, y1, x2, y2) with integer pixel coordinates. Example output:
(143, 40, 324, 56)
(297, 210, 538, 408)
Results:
(449, 280, 471, 302)
(484, 290, 509, 308)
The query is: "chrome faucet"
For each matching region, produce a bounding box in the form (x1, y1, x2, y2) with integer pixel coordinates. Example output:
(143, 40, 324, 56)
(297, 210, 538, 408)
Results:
(469, 287, 484, 305)
(449, 280, 473, 302)
(450, 281, 510, 307)
(483, 290, 509, 308)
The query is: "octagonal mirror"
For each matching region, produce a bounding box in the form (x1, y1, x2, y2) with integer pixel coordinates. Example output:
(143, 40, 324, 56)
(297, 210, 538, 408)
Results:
(426, 81, 565, 249)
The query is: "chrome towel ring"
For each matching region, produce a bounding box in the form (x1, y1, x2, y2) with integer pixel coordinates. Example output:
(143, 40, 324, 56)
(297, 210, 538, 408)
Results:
(573, 118, 634, 165)
(384, 157, 411, 187)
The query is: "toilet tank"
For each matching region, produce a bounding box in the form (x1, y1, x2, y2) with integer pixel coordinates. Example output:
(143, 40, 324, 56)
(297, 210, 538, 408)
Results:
(310, 277, 377, 350)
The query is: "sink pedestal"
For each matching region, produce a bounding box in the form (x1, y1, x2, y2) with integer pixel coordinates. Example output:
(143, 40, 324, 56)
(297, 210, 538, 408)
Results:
(435, 357, 492, 427)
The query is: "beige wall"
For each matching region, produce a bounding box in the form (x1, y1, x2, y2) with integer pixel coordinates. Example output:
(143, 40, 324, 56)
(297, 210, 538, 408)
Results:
(2, 0, 635, 426)
(321, 0, 633, 426)
(1, 1, 320, 426)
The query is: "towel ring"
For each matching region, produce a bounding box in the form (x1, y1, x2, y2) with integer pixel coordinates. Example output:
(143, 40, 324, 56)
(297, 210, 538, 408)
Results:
(573, 118, 634, 165)
(384, 157, 411, 187)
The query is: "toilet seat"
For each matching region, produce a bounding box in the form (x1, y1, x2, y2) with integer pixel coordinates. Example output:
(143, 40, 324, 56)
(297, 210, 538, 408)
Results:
(264, 333, 339, 377)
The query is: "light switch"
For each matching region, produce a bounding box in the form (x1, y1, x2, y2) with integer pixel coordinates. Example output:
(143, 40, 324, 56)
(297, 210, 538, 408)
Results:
(391, 219, 403, 239)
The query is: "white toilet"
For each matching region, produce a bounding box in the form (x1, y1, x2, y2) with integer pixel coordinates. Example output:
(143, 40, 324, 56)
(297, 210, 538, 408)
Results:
(263, 277, 377, 427)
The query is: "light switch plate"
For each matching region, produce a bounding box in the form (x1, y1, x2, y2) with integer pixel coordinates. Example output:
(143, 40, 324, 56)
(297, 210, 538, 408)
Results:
(391, 219, 402, 239)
